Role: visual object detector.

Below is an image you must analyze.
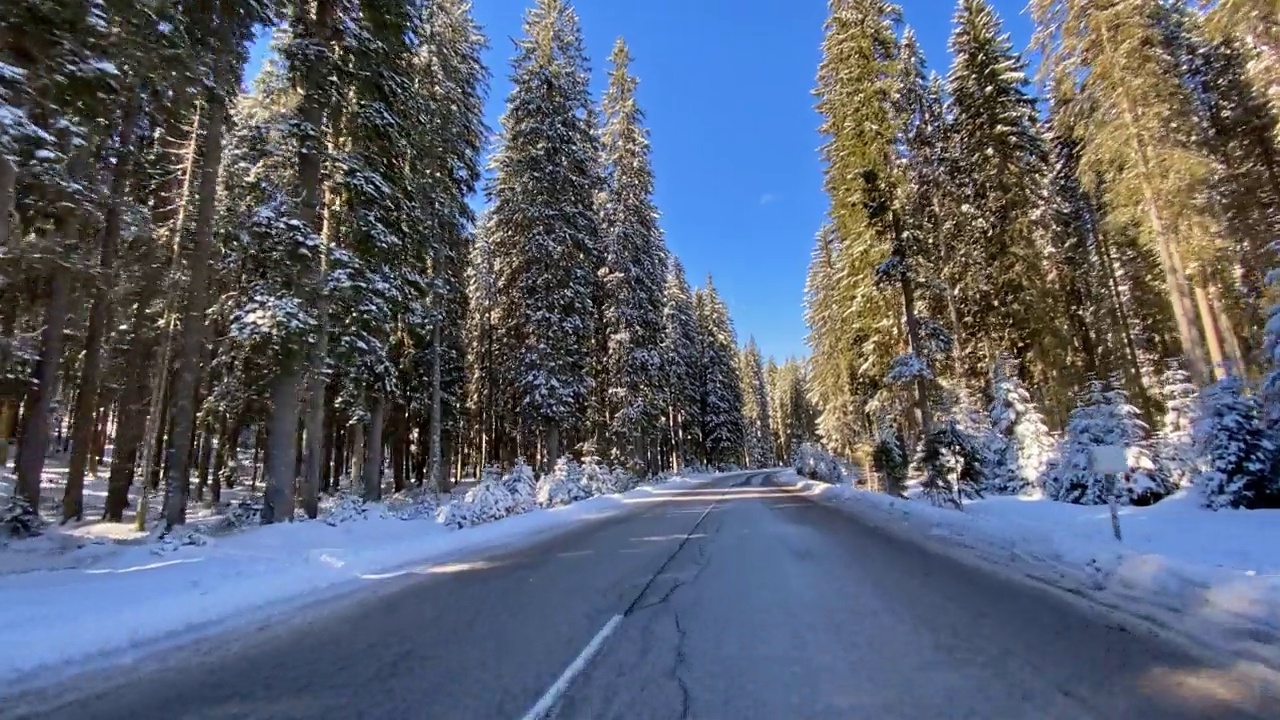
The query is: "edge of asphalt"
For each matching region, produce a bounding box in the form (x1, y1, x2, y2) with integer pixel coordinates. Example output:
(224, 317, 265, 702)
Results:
(767, 474, 1280, 689)
(0, 470, 762, 718)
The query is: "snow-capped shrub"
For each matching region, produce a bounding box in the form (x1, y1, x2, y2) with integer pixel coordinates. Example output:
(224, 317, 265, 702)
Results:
(322, 493, 375, 526)
(987, 356, 1054, 495)
(909, 419, 986, 509)
(385, 488, 442, 520)
(152, 526, 210, 555)
(1154, 360, 1199, 489)
(1043, 379, 1172, 506)
(460, 480, 516, 524)
(536, 456, 591, 508)
(435, 500, 475, 530)
(1192, 376, 1278, 510)
(1, 494, 42, 539)
(793, 442, 845, 484)
(501, 461, 537, 515)
(436, 470, 521, 530)
(580, 456, 633, 496)
(220, 498, 263, 530)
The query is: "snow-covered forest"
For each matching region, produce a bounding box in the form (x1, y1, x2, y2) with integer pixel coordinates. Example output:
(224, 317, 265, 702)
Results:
(805, 0, 1280, 511)
(0, 0, 819, 533)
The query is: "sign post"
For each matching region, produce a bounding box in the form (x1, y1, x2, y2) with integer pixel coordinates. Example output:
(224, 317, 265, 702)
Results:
(1089, 445, 1126, 542)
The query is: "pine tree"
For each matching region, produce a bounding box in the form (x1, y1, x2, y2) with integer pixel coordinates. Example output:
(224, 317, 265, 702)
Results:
(1031, 0, 1222, 385)
(693, 278, 745, 467)
(487, 0, 600, 469)
(1155, 360, 1199, 488)
(598, 38, 667, 469)
(810, 0, 908, 449)
(986, 355, 1053, 495)
(738, 338, 773, 468)
(660, 257, 701, 470)
(944, 0, 1052, 383)
(1043, 378, 1168, 505)
(1192, 376, 1278, 509)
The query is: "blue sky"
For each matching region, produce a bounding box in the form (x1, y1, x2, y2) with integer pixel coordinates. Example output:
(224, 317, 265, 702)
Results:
(247, 0, 1034, 361)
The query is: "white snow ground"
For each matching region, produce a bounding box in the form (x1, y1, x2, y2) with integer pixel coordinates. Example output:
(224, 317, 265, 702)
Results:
(783, 472, 1280, 672)
(0, 471, 724, 693)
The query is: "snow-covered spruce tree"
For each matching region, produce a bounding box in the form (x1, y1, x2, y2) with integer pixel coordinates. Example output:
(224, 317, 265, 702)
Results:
(986, 355, 1054, 495)
(536, 455, 591, 508)
(488, 0, 600, 469)
(943, 0, 1054, 384)
(1154, 359, 1199, 488)
(871, 424, 909, 494)
(739, 337, 774, 468)
(1043, 378, 1170, 506)
(909, 418, 986, 509)
(464, 212, 504, 469)
(660, 257, 702, 470)
(598, 38, 668, 470)
(693, 277, 746, 467)
(1192, 376, 1278, 509)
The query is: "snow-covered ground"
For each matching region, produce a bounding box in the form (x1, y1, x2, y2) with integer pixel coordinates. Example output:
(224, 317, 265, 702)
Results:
(782, 472, 1280, 672)
(0, 470, 727, 694)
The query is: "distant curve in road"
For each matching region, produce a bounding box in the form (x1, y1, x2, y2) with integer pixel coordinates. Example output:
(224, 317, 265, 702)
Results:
(12, 472, 1278, 720)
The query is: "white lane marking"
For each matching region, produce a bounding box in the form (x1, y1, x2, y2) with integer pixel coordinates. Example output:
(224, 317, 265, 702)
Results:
(520, 613, 624, 720)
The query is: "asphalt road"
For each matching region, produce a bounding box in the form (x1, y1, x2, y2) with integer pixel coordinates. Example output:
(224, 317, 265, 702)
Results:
(12, 472, 1278, 719)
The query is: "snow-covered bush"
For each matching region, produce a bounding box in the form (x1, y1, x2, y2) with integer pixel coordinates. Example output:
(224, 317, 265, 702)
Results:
(220, 498, 263, 530)
(152, 526, 210, 555)
(436, 467, 524, 530)
(1192, 376, 1278, 509)
(501, 461, 538, 514)
(793, 442, 846, 484)
(1, 494, 42, 539)
(987, 356, 1053, 495)
(322, 493, 376, 525)
(536, 456, 591, 508)
(1154, 360, 1199, 489)
(434, 500, 475, 530)
(909, 419, 986, 509)
(385, 488, 442, 520)
(1043, 379, 1172, 506)
(581, 455, 627, 495)
(461, 480, 517, 524)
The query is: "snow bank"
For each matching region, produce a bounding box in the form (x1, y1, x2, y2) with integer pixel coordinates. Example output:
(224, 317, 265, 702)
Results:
(0, 472, 724, 694)
(782, 473, 1280, 671)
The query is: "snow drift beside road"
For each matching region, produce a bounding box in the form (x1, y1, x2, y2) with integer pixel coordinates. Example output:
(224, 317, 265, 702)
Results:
(0, 472, 727, 694)
(783, 473, 1280, 672)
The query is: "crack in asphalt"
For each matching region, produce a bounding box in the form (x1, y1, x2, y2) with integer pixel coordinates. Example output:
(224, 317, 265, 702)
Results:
(673, 611, 692, 720)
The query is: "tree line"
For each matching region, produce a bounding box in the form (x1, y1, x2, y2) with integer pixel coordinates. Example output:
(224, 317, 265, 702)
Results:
(0, 0, 816, 531)
(807, 0, 1280, 509)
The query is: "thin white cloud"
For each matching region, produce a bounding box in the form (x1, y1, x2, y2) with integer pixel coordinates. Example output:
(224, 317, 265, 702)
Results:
(759, 193, 777, 206)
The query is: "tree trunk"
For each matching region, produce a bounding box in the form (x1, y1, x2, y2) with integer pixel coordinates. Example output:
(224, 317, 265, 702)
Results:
(1208, 281, 1245, 377)
(301, 179, 339, 519)
(63, 100, 140, 522)
(1102, 25, 1210, 385)
(347, 419, 364, 495)
(0, 399, 16, 468)
(161, 79, 229, 528)
(261, 373, 299, 524)
(898, 266, 932, 436)
(0, 152, 14, 248)
(363, 398, 385, 501)
(391, 408, 406, 493)
(545, 424, 560, 473)
(16, 263, 72, 508)
(1194, 273, 1229, 380)
(428, 323, 443, 491)
(265, 0, 335, 524)
(134, 105, 203, 530)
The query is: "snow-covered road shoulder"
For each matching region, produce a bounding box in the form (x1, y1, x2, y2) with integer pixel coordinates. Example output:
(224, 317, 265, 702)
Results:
(779, 473, 1280, 673)
(0, 472, 732, 696)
